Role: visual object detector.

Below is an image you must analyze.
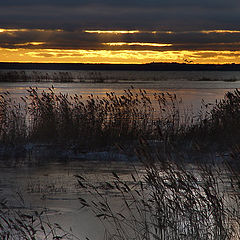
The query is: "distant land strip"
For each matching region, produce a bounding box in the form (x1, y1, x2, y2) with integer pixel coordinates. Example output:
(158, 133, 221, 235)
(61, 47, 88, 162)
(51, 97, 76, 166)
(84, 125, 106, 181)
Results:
(1, 62, 240, 71)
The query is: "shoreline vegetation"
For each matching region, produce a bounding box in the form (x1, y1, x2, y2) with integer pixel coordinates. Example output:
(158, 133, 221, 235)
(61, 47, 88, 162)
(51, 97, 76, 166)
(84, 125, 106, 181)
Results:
(1, 87, 240, 158)
(1, 62, 240, 71)
(1, 87, 240, 239)
(0, 70, 239, 83)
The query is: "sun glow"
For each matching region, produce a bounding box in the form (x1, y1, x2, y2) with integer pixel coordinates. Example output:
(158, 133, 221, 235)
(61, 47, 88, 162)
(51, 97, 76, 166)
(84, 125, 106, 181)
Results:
(151, 31, 174, 34)
(0, 27, 240, 64)
(103, 42, 173, 47)
(84, 29, 240, 35)
(200, 30, 240, 34)
(13, 42, 46, 46)
(85, 30, 175, 35)
(84, 30, 140, 34)
(0, 28, 62, 33)
(0, 47, 240, 64)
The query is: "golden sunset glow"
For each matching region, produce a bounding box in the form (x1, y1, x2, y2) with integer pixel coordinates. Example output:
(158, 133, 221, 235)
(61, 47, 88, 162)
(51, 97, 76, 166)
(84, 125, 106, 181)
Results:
(200, 30, 240, 34)
(151, 31, 174, 34)
(0, 28, 29, 33)
(84, 30, 140, 34)
(0, 0, 240, 66)
(85, 30, 175, 34)
(103, 42, 173, 47)
(84, 29, 240, 35)
(13, 42, 46, 46)
(0, 28, 63, 33)
(0, 27, 240, 63)
(1, 47, 240, 64)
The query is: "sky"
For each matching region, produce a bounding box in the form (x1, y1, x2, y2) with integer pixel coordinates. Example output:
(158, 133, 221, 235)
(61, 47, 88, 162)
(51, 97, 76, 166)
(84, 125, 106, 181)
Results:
(0, 0, 240, 64)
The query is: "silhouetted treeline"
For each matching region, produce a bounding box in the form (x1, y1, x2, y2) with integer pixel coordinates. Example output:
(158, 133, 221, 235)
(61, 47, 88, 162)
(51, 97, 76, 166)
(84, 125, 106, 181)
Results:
(1, 62, 240, 71)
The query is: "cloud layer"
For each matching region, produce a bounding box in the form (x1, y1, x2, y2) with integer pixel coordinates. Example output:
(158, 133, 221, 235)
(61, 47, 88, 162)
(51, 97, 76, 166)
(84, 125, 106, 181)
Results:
(0, 0, 240, 63)
(1, 0, 240, 31)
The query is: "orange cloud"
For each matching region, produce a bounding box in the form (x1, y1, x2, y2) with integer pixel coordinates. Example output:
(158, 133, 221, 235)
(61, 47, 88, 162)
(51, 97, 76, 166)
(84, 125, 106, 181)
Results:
(103, 42, 172, 47)
(200, 30, 240, 34)
(13, 42, 46, 46)
(0, 28, 240, 64)
(84, 30, 174, 34)
(0, 47, 240, 64)
(84, 30, 140, 34)
(0, 28, 62, 33)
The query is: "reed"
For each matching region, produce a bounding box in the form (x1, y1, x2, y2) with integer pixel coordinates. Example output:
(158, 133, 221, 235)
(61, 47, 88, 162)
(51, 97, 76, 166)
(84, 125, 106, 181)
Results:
(185, 89, 240, 150)
(0, 87, 186, 152)
(1, 87, 240, 153)
(0, 70, 116, 83)
(77, 141, 240, 240)
(0, 197, 79, 239)
(1, 88, 240, 239)
(0, 92, 27, 144)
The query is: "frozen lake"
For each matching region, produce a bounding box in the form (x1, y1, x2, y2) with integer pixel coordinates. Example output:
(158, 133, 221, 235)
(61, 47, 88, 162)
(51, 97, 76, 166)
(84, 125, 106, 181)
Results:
(1, 70, 240, 110)
(1, 70, 240, 238)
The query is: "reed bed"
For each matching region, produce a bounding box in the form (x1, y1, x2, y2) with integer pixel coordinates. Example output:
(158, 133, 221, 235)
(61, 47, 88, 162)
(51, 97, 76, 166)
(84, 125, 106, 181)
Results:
(1, 88, 240, 239)
(74, 88, 240, 239)
(1, 87, 240, 153)
(0, 197, 79, 239)
(0, 87, 187, 152)
(0, 70, 74, 82)
(77, 141, 240, 240)
(184, 89, 240, 151)
(0, 92, 27, 145)
(0, 70, 117, 83)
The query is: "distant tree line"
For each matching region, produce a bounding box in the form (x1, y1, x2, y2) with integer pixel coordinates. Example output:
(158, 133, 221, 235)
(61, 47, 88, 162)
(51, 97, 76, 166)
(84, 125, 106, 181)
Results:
(1, 62, 240, 71)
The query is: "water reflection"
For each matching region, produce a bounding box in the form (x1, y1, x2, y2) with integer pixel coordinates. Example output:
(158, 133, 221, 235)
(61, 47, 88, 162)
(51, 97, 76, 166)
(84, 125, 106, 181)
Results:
(0, 81, 231, 111)
(0, 159, 144, 239)
(0, 73, 239, 238)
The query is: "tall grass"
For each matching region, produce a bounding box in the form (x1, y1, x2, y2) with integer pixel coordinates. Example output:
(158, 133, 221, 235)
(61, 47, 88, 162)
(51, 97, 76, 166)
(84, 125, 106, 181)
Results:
(26, 87, 155, 146)
(0, 92, 27, 144)
(184, 89, 240, 150)
(1, 87, 240, 239)
(0, 71, 74, 82)
(73, 88, 240, 239)
(0, 87, 186, 151)
(0, 70, 118, 83)
(1, 87, 240, 152)
(77, 141, 240, 240)
(0, 197, 80, 239)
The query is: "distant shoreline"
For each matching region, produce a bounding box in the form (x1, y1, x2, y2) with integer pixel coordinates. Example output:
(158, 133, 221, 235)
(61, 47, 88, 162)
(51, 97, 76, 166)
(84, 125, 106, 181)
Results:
(1, 62, 240, 71)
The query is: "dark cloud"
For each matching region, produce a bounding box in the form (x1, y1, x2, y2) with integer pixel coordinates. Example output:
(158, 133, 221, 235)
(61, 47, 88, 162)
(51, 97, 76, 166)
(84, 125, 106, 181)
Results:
(1, 0, 239, 8)
(1, 29, 240, 52)
(0, 1, 239, 31)
(0, 0, 240, 54)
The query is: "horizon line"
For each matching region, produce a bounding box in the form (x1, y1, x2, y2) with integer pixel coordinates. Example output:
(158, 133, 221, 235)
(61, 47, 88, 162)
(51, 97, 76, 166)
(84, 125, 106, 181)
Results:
(0, 62, 239, 65)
